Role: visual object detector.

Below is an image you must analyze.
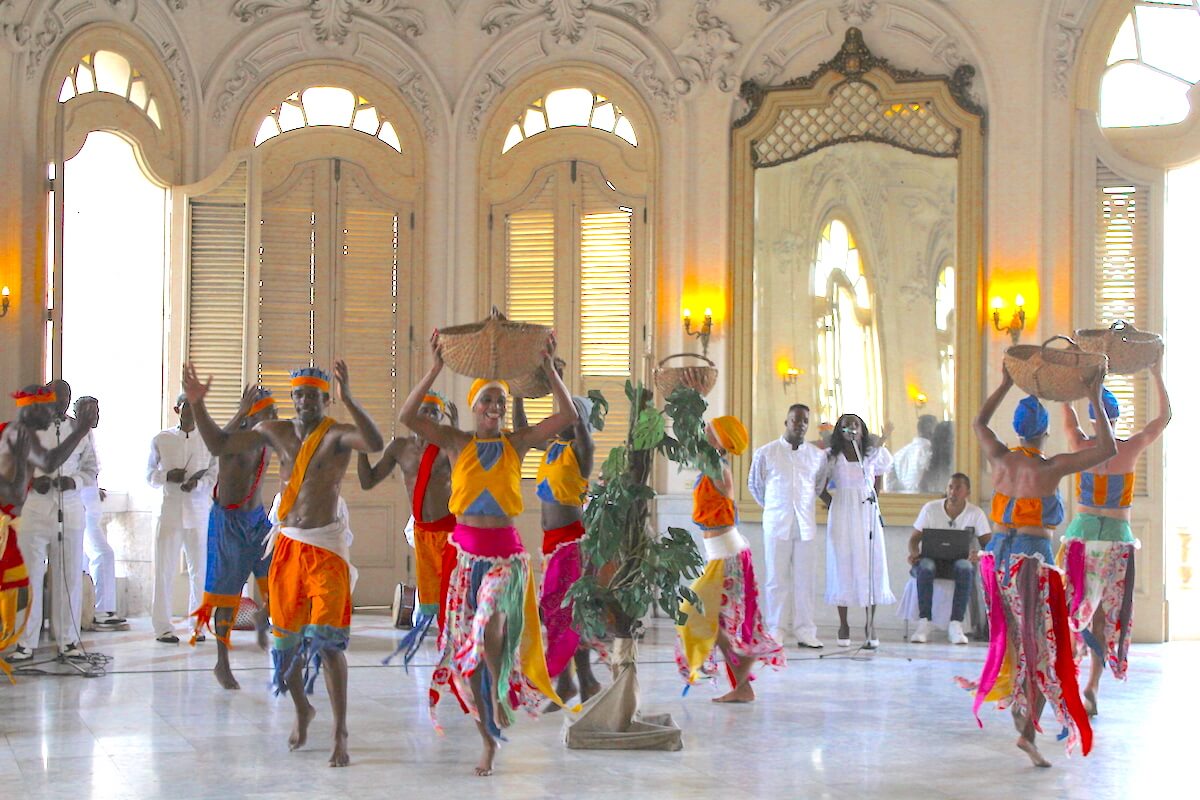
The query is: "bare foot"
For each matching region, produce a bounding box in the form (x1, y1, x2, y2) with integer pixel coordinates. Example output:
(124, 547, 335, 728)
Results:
(1083, 688, 1098, 717)
(579, 679, 602, 703)
(255, 609, 270, 652)
(213, 661, 240, 690)
(1016, 736, 1052, 768)
(329, 730, 349, 768)
(289, 703, 316, 751)
(474, 736, 497, 777)
(713, 683, 755, 704)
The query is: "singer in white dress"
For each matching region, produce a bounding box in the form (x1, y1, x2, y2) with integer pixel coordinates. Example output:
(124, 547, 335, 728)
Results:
(820, 414, 895, 647)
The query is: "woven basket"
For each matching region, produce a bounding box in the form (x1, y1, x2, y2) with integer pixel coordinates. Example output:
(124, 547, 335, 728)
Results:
(508, 357, 566, 399)
(1004, 336, 1108, 402)
(1075, 320, 1163, 375)
(653, 353, 718, 398)
(438, 307, 551, 380)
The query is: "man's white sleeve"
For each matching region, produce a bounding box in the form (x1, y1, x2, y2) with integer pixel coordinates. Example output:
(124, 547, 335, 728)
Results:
(747, 446, 767, 507)
(147, 437, 166, 488)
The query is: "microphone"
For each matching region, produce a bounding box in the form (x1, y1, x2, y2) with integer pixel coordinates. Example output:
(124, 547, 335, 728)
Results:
(840, 427, 855, 435)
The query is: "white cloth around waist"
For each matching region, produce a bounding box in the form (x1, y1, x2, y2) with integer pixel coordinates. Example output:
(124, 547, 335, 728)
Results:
(265, 493, 357, 590)
(703, 528, 750, 561)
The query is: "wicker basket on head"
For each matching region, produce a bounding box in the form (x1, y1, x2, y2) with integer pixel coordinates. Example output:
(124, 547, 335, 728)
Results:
(1003, 336, 1108, 402)
(508, 357, 566, 399)
(438, 307, 551, 380)
(653, 353, 718, 398)
(1074, 320, 1163, 375)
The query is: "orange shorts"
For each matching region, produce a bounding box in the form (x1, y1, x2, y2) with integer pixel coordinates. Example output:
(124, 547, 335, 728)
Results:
(268, 534, 351, 643)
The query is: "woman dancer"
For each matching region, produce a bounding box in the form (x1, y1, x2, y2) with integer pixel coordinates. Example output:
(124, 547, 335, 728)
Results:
(1060, 359, 1170, 716)
(970, 367, 1114, 767)
(398, 332, 576, 777)
(677, 415, 785, 702)
(821, 414, 894, 647)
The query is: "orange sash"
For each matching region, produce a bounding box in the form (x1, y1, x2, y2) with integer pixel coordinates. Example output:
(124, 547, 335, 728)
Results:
(276, 417, 335, 522)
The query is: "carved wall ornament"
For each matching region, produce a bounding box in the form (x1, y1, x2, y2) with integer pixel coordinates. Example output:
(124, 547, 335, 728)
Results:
(213, 57, 260, 123)
(3, 9, 64, 78)
(397, 69, 436, 139)
(1052, 22, 1081, 99)
(159, 39, 192, 116)
(757, 0, 795, 11)
(467, 70, 506, 137)
(633, 57, 681, 120)
(481, 0, 657, 45)
(674, 0, 740, 93)
(838, 0, 876, 25)
(232, 0, 426, 45)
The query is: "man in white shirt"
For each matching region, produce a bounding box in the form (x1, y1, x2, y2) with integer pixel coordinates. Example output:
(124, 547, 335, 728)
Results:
(748, 403, 829, 648)
(907, 472, 991, 644)
(147, 393, 215, 643)
(15, 380, 99, 661)
(76, 396, 125, 631)
(888, 414, 937, 493)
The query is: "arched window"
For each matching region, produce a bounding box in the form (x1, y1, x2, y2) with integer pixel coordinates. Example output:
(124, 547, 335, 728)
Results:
(500, 87, 638, 154)
(935, 263, 955, 420)
(1100, 1, 1200, 128)
(252, 86, 403, 151)
(57, 49, 162, 128)
(814, 219, 883, 430)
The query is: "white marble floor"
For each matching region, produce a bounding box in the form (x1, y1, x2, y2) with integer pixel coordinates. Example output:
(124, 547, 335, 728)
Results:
(1, 615, 1193, 800)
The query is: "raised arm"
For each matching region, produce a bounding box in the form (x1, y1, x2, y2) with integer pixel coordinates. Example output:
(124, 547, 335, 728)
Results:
(0, 424, 31, 506)
(398, 331, 468, 452)
(510, 336, 578, 454)
(573, 402, 596, 478)
(512, 396, 529, 431)
(28, 402, 97, 473)
(1125, 357, 1172, 452)
(1061, 401, 1088, 450)
(330, 359, 384, 454)
(183, 366, 266, 456)
(1047, 376, 1118, 477)
(358, 440, 400, 490)
(973, 366, 1014, 464)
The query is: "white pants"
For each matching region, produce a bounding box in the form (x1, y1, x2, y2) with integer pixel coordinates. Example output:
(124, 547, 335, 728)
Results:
(763, 532, 820, 642)
(81, 487, 116, 616)
(151, 514, 206, 637)
(16, 498, 85, 651)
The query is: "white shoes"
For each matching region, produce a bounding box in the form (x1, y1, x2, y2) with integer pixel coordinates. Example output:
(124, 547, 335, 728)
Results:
(948, 620, 969, 645)
(797, 636, 824, 649)
(910, 618, 932, 644)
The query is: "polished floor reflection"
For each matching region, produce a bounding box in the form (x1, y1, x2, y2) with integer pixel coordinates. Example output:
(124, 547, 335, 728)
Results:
(1, 615, 1192, 799)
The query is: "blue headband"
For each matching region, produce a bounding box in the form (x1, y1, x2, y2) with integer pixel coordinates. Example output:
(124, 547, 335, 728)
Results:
(1013, 395, 1049, 439)
(1088, 388, 1120, 421)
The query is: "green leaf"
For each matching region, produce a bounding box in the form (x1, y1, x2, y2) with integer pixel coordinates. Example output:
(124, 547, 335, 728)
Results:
(586, 389, 609, 432)
(632, 407, 666, 450)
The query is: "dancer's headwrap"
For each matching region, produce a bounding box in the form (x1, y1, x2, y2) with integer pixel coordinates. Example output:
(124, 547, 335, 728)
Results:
(467, 378, 509, 408)
(572, 395, 594, 432)
(711, 415, 749, 455)
(11, 388, 56, 407)
(1013, 395, 1049, 440)
(1088, 387, 1120, 421)
(420, 390, 447, 418)
(290, 366, 331, 393)
(247, 387, 275, 417)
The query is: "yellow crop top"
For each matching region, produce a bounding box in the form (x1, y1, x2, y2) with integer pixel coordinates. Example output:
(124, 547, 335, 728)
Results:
(449, 435, 523, 518)
(535, 439, 588, 507)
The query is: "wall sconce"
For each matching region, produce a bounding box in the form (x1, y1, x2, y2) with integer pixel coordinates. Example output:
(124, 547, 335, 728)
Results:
(0, 286, 9, 318)
(782, 367, 800, 390)
(914, 391, 928, 408)
(683, 307, 713, 358)
(991, 294, 1025, 344)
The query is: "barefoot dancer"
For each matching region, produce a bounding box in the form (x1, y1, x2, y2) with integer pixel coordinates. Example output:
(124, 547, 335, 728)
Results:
(513, 391, 603, 707)
(183, 362, 383, 768)
(359, 391, 457, 664)
(970, 368, 1114, 767)
(677, 415, 785, 703)
(1060, 359, 1170, 716)
(399, 331, 575, 777)
(190, 386, 279, 689)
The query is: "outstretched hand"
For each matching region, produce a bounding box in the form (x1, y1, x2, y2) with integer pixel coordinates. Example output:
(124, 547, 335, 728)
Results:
(542, 331, 558, 370)
(1000, 362, 1014, 389)
(237, 384, 258, 417)
(182, 363, 211, 405)
(333, 359, 350, 404)
(75, 397, 99, 429)
(430, 330, 444, 368)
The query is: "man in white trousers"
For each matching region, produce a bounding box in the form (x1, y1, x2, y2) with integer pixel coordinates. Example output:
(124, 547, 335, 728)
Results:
(748, 403, 829, 649)
(147, 394, 214, 644)
(76, 396, 125, 630)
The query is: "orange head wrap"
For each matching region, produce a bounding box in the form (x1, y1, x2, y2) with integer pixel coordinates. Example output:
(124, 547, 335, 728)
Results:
(12, 388, 57, 408)
(248, 388, 276, 417)
(467, 379, 509, 409)
(421, 392, 447, 415)
(711, 415, 748, 456)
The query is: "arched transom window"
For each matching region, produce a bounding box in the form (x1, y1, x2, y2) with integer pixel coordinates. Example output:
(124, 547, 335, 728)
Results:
(253, 86, 403, 151)
(57, 50, 162, 128)
(1101, 1, 1200, 128)
(501, 87, 637, 154)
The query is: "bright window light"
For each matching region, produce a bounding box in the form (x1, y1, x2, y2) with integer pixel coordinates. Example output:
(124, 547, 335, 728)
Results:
(302, 86, 355, 127)
(545, 88, 593, 127)
(93, 50, 131, 95)
(501, 87, 638, 153)
(1107, 16, 1139, 65)
(1101, 3, 1200, 128)
(253, 85, 402, 152)
(1101, 63, 1192, 127)
(1136, 5, 1200, 81)
(56, 50, 160, 129)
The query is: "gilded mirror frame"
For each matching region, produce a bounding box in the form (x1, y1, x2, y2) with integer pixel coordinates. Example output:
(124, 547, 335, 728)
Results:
(729, 28, 986, 521)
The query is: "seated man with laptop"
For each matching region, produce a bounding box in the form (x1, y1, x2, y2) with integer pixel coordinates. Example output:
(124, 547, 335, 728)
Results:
(907, 472, 991, 644)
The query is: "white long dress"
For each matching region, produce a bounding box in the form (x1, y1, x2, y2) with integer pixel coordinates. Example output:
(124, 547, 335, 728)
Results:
(824, 448, 895, 607)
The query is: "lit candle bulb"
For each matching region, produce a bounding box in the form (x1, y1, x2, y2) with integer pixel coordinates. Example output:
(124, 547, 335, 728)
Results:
(683, 307, 692, 326)
(990, 296, 1003, 310)
(1015, 294, 1025, 308)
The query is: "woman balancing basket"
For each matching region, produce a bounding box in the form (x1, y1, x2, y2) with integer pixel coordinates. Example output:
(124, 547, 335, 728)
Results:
(437, 306, 552, 380)
(1075, 320, 1163, 375)
(1003, 335, 1109, 402)
(654, 353, 718, 398)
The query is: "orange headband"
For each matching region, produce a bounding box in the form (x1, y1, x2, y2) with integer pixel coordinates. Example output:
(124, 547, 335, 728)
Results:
(421, 394, 445, 413)
(248, 397, 276, 416)
(14, 391, 57, 408)
(291, 375, 330, 392)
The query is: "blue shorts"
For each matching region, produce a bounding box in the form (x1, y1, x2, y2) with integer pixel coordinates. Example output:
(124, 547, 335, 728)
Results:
(204, 504, 272, 596)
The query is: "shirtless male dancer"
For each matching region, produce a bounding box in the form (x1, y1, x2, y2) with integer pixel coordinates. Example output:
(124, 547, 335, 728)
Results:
(191, 386, 279, 689)
(183, 361, 383, 767)
(358, 391, 457, 663)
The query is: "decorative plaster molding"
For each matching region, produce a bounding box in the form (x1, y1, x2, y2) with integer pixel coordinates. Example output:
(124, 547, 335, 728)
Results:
(633, 57, 678, 120)
(212, 57, 260, 123)
(481, 0, 657, 45)
(2, 9, 64, 78)
(838, 0, 876, 25)
(232, 0, 426, 45)
(397, 69, 435, 140)
(1052, 22, 1081, 99)
(674, 0, 740, 93)
(757, 0, 794, 11)
(159, 38, 192, 116)
(467, 70, 505, 138)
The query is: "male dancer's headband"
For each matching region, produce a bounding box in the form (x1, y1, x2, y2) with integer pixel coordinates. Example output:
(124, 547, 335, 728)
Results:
(421, 391, 447, 414)
(248, 387, 276, 416)
(468, 379, 509, 408)
(290, 367, 331, 393)
(12, 388, 56, 407)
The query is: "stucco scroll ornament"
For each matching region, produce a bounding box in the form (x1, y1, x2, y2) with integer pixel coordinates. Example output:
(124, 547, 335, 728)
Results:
(838, 0, 877, 25)
(398, 70, 436, 140)
(634, 58, 683, 120)
(232, 0, 426, 45)
(212, 58, 259, 123)
(1052, 23, 1081, 99)
(675, 0, 741, 93)
(160, 40, 192, 117)
(757, 0, 795, 11)
(481, 0, 657, 45)
(2, 10, 64, 78)
(467, 70, 506, 138)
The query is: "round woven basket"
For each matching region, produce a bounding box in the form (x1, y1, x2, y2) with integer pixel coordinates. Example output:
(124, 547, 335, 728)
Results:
(508, 357, 566, 399)
(438, 307, 551, 380)
(653, 353, 718, 398)
(1074, 320, 1163, 375)
(1004, 336, 1108, 402)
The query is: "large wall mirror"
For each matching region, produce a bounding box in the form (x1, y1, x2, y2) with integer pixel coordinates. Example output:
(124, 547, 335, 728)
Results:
(730, 28, 985, 519)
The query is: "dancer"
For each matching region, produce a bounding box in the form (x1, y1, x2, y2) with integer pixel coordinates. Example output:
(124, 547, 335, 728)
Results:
(1060, 359, 1170, 716)
(190, 386, 278, 689)
(677, 414, 785, 702)
(399, 331, 574, 777)
(76, 396, 125, 630)
(821, 413, 894, 648)
(970, 367, 1114, 767)
(183, 361, 383, 767)
(359, 391, 457, 663)
(513, 390, 601, 706)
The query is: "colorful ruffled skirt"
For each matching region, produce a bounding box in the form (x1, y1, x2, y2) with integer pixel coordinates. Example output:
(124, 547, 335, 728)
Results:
(1059, 524, 1137, 681)
(675, 528, 786, 687)
(1, 514, 30, 683)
